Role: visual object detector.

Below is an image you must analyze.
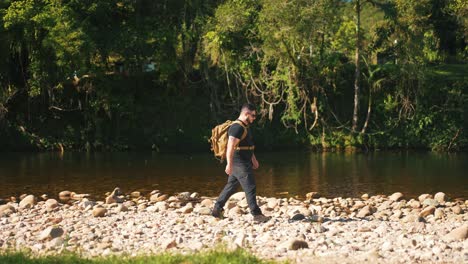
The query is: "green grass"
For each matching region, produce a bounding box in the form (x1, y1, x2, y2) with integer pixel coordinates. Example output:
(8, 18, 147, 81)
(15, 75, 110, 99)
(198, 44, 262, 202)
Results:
(0, 249, 277, 264)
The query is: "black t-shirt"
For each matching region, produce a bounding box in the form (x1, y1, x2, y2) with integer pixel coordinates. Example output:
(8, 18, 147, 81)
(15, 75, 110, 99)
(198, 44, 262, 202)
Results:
(228, 122, 254, 163)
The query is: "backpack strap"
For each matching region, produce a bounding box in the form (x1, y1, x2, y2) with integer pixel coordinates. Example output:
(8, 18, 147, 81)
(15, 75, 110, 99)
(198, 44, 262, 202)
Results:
(232, 120, 248, 142)
(231, 121, 255, 152)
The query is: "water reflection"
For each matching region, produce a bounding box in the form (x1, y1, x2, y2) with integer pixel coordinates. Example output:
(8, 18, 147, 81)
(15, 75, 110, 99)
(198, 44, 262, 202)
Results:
(256, 151, 468, 199)
(0, 151, 466, 199)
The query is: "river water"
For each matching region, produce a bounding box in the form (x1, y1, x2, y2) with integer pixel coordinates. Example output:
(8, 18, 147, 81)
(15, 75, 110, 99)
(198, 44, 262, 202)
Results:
(0, 151, 467, 200)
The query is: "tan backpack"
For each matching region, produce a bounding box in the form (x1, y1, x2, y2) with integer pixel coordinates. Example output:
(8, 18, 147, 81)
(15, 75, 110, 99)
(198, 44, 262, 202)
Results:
(209, 120, 248, 162)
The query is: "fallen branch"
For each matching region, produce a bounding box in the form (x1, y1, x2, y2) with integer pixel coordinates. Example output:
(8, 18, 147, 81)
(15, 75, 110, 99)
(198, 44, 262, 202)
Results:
(49, 106, 82, 112)
(447, 129, 461, 151)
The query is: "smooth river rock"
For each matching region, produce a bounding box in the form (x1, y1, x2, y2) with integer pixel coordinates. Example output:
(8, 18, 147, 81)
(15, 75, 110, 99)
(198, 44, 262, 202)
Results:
(418, 194, 432, 202)
(288, 239, 309, 250)
(38, 226, 64, 241)
(19, 195, 36, 209)
(443, 225, 467, 241)
(0, 204, 16, 216)
(58, 191, 71, 198)
(434, 192, 447, 203)
(230, 192, 246, 201)
(357, 206, 373, 218)
(419, 206, 435, 217)
(93, 207, 107, 217)
(45, 199, 59, 211)
(389, 192, 404, 202)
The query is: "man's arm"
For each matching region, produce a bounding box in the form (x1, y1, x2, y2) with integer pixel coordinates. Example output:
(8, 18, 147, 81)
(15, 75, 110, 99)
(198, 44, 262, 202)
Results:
(225, 136, 240, 175)
(252, 153, 259, 169)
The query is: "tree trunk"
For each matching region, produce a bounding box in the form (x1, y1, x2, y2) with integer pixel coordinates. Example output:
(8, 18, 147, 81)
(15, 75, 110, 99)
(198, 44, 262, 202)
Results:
(352, 0, 361, 132)
(309, 97, 318, 131)
(0, 104, 7, 130)
(361, 92, 371, 134)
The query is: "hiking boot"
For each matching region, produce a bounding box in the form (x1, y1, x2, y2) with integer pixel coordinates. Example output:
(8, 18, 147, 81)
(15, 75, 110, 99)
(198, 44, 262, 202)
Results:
(211, 208, 223, 219)
(253, 214, 271, 223)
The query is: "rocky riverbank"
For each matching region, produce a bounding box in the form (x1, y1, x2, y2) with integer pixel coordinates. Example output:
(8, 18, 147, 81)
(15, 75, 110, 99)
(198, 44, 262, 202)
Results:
(0, 189, 467, 263)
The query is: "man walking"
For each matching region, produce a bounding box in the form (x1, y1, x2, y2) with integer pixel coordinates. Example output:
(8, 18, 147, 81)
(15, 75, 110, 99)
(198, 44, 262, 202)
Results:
(212, 103, 270, 223)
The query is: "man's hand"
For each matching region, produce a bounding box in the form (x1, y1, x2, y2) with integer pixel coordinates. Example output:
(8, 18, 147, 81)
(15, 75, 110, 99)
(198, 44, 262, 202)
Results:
(252, 155, 259, 170)
(225, 163, 232, 175)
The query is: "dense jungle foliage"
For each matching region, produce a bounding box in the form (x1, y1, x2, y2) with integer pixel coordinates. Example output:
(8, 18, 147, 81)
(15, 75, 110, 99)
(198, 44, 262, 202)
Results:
(0, 0, 467, 152)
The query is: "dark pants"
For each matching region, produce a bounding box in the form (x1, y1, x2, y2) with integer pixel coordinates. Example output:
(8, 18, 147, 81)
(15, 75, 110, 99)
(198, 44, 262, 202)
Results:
(214, 163, 262, 215)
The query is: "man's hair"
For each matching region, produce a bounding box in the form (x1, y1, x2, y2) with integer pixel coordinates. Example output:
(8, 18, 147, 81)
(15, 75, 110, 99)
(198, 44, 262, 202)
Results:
(240, 103, 256, 113)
